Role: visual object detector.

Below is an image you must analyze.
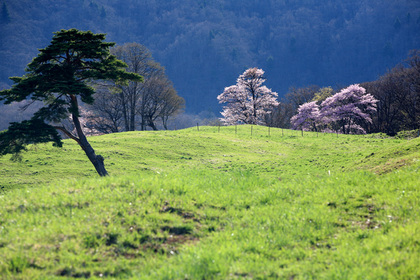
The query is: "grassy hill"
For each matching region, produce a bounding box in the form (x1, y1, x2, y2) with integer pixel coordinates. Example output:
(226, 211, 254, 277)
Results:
(0, 126, 419, 279)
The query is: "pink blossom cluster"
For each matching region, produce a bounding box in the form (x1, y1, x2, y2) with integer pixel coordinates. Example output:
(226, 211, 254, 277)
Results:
(290, 101, 320, 131)
(291, 84, 378, 134)
(218, 68, 279, 125)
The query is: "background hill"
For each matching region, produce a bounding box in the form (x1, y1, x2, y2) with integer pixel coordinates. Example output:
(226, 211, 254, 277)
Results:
(1, 0, 419, 116)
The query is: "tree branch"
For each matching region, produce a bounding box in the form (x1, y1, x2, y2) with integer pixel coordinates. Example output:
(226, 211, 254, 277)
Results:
(53, 125, 80, 144)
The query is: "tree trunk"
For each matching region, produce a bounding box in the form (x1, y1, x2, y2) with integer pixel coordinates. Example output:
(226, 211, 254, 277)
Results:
(130, 96, 136, 131)
(120, 91, 130, 131)
(140, 114, 146, 131)
(78, 131, 108, 176)
(162, 117, 168, 130)
(71, 95, 108, 176)
(148, 118, 158, 130)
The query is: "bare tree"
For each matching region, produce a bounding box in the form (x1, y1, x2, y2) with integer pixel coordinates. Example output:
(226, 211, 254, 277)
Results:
(87, 43, 183, 132)
(112, 43, 155, 131)
(268, 85, 321, 128)
(362, 50, 420, 135)
(160, 87, 185, 130)
(140, 74, 183, 130)
(86, 86, 124, 134)
(285, 85, 320, 112)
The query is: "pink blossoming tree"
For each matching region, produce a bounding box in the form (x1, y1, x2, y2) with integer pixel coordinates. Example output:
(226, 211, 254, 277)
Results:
(320, 84, 378, 134)
(290, 84, 378, 134)
(290, 101, 320, 131)
(217, 68, 279, 125)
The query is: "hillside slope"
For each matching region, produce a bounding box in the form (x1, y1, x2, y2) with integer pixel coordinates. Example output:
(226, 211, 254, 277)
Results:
(0, 127, 419, 279)
(1, 126, 419, 189)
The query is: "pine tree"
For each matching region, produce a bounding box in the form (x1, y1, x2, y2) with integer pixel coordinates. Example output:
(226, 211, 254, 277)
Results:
(0, 29, 142, 176)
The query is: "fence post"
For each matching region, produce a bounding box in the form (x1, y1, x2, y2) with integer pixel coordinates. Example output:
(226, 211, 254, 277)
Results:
(251, 125, 253, 137)
(235, 125, 237, 135)
(197, 123, 199, 131)
(268, 126, 270, 137)
(301, 129, 303, 137)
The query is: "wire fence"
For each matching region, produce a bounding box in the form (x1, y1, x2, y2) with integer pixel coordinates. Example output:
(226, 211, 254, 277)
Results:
(190, 123, 338, 138)
(187, 123, 420, 140)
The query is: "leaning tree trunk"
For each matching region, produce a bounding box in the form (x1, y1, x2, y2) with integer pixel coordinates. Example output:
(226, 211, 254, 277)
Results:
(71, 96, 108, 176)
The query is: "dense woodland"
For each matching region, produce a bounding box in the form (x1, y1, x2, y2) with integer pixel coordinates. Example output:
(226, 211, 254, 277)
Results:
(0, 0, 419, 133)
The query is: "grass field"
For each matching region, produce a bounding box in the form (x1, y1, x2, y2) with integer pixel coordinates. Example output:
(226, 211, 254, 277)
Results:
(0, 125, 419, 279)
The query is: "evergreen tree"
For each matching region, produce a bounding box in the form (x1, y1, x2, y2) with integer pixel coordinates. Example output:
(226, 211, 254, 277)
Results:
(0, 29, 142, 176)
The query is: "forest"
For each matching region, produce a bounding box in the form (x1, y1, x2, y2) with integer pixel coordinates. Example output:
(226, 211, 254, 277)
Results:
(0, 0, 419, 132)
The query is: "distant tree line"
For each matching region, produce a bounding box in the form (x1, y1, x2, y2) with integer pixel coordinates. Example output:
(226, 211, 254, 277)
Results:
(1, 0, 419, 113)
(361, 50, 420, 135)
(268, 50, 420, 135)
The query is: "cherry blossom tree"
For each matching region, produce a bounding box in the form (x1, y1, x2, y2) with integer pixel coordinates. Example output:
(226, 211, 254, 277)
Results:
(217, 68, 279, 125)
(290, 101, 320, 131)
(320, 84, 378, 134)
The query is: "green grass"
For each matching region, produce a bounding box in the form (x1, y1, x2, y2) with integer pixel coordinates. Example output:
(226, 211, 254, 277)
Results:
(0, 126, 419, 279)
